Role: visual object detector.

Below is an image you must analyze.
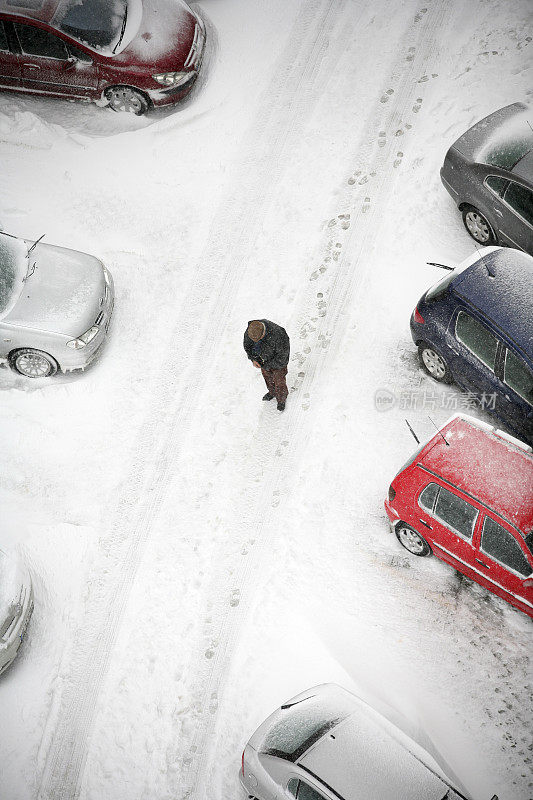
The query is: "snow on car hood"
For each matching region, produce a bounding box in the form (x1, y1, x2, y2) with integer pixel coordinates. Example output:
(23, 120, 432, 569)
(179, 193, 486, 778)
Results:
(116, 0, 196, 68)
(0, 550, 24, 628)
(3, 242, 106, 338)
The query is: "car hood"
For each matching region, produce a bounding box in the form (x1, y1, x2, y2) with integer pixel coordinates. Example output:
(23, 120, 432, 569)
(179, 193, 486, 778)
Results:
(450, 102, 531, 165)
(114, 0, 196, 70)
(3, 242, 106, 338)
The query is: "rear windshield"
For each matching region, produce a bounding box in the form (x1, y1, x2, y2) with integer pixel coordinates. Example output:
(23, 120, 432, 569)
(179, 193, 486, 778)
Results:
(425, 271, 455, 301)
(54, 0, 127, 52)
(479, 121, 533, 170)
(260, 693, 350, 762)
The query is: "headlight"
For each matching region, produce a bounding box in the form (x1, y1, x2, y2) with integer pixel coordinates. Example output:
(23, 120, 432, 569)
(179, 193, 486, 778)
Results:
(66, 326, 99, 349)
(152, 71, 190, 87)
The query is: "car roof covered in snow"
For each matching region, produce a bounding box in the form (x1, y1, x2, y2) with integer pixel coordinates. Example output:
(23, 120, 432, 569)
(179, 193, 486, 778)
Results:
(417, 415, 533, 536)
(0, 0, 58, 22)
(450, 248, 533, 361)
(297, 701, 449, 800)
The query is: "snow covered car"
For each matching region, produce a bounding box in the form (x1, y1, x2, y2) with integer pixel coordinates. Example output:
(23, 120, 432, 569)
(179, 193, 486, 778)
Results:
(440, 102, 533, 254)
(385, 414, 533, 618)
(410, 247, 533, 445)
(0, 548, 33, 676)
(0, 0, 205, 115)
(0, 231, 114, 378)
(240, 683, 485, 800)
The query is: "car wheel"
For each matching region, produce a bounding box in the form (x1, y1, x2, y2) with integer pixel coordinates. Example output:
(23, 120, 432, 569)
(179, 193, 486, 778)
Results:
(105, 86, 149, 115)
(10, 349, 58, 378)
(418, 343, 453, 383)
(461, 205, 497, 245)
(395, 524, 432, 557)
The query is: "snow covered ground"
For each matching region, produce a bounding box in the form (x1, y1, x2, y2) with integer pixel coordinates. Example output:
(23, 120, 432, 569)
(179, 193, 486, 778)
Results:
(0, 1, 532, 799)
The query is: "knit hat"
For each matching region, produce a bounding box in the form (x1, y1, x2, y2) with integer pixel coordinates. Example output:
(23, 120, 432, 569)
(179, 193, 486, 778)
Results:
(247, 320, 265, 342)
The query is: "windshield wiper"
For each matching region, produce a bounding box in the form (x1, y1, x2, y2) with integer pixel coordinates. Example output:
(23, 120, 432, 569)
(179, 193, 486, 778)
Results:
(27, 232, 45, 257)
(113, 3, 128, 54)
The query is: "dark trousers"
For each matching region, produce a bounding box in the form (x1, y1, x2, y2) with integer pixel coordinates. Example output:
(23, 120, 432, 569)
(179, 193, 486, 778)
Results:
(261, 367, 288, 404)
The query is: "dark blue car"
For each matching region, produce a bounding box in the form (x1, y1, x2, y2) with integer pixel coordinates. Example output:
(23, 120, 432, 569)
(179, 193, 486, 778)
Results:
(410, 246, 533, 444)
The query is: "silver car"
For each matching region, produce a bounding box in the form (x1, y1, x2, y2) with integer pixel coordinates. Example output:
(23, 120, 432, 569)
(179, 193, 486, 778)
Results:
(240, 684, 497, 800)
(0, 231, 114, 378)
(0, 548, 33, 676)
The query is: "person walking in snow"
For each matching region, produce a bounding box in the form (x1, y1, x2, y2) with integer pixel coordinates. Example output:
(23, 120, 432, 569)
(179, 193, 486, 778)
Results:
(243, 319, 290, 411)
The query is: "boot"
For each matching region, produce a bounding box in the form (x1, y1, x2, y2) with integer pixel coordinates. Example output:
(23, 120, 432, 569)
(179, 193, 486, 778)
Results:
(277, 401, 286, 411)
(262, 392, 274, 401)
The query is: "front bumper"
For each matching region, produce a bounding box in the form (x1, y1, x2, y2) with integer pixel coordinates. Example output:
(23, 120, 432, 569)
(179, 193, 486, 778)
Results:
(0, 579, 34, 675)
(148, 16, 206, 107)
(61, 271, 115, 373)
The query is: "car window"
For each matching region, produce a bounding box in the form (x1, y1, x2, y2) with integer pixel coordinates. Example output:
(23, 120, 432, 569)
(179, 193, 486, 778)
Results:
(481, 516, 532, 576)
(0, 21, 9, 52)
(287, 779, 299, 797)
(261, 694, 349, 762)
(485, 175, 508, 196)
(14, 23, 69, 60)
(503, 182, 533, 226)
(434, 485, 478, 540)
(455, 311, 499, 371)
(419, 482, 439, 512)
(504, 349, 533, 405)
(297, 781, 328, 800)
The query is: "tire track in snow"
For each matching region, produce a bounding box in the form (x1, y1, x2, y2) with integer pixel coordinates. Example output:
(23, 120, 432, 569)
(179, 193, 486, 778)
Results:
(36, 3, 356, 799)
(171, 3, 455, 797)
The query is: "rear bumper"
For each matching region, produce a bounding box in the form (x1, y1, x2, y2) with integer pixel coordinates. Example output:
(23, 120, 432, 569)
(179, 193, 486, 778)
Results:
(440, 168, 459, 201)
(384, 500, 400, 527)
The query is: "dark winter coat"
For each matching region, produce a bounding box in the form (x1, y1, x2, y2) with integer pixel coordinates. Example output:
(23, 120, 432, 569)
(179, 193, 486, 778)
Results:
(243, 319, 290, 370)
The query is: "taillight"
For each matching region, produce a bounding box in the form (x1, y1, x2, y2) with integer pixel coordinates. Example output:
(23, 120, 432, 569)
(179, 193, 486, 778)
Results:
(413, 307, 425, 324)
(388, 485, 396, 502)
(241, 749, 245, 776)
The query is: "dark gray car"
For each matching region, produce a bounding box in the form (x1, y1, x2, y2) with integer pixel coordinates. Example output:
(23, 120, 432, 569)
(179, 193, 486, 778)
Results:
(440, 102, 533, 254)
(0, 231, 114, 378)
(240, 684, 492, 800)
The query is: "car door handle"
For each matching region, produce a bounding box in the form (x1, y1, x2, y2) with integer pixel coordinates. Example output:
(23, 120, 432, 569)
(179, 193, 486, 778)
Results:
(475, 558, 490, 568)
(419, 519, 432, 529)
(24, 64, 41, 70)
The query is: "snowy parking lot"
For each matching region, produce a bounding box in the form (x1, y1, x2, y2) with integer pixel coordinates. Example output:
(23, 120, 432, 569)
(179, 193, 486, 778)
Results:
(0, 1, 532, 799)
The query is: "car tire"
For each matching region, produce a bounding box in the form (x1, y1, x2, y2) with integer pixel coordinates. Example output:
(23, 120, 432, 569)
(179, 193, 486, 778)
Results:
(395, 523, 432, 557)
(418, 343, 453, 383)
(461, 205, 497, 246)
(10, 348, 58, 378)
(104, 86, 150, 115)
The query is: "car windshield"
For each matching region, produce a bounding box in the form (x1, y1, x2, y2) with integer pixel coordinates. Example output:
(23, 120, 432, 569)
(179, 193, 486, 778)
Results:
(53, 0, 128, 53)
(0, 235, 26, 317)
(260, 692, 350, 762)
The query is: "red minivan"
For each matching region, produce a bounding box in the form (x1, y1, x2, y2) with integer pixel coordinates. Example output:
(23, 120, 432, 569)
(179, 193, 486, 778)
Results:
(385, 414, 533, 617)
(0, 0, 205, 114)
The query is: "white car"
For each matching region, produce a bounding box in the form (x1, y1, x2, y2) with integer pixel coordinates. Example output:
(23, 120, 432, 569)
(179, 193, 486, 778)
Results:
(241, 684, 498, 800)
(0, 548, 33, 675)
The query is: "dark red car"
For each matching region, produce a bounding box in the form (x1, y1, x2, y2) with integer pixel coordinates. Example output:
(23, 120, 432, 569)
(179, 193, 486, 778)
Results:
(0, 0, 205, 114)
(385, 414, 533, 617)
